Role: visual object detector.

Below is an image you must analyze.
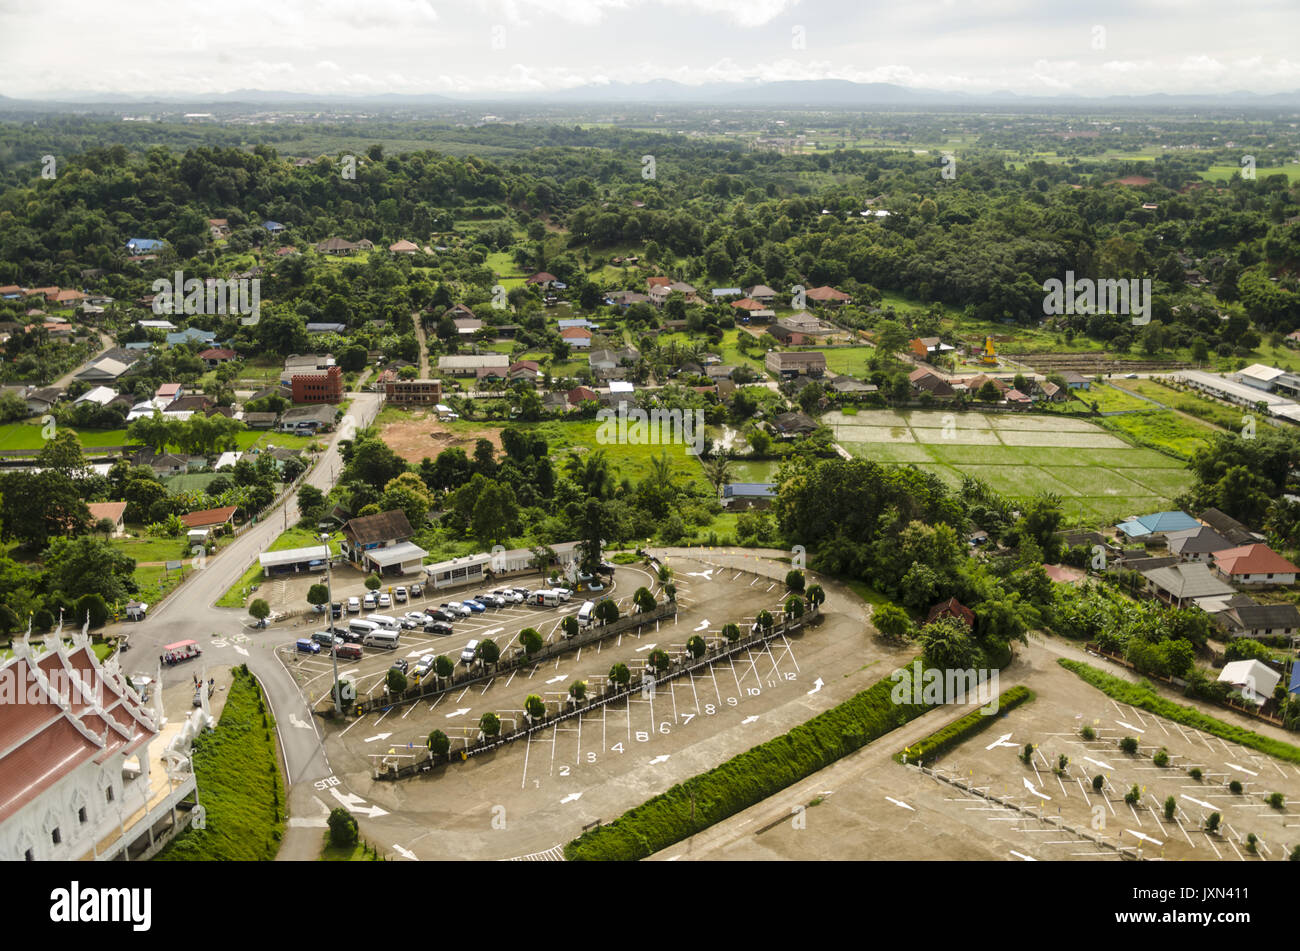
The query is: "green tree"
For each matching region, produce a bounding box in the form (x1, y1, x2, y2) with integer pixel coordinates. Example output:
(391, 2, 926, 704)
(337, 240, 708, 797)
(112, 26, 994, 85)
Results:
(43, 536, 136, 603)
(595, 599, 620, 625)
(785, 569, 805, 592)
(307, 583, 330, 608)
(434, 654, 455, 683)
(1164, 796, 1176, 821)
(479, 712, 501, 738)
(647, 649, 670, 674)
(476, 638, 500, 667)
(633, 586, 657, 613)
(364, 574, 381, 591)
(427, 729, 450, 756)
(784, 595, 804, 619)
(387, 667, 408, 695)
(806, 583, 825, 610)
(327, 807, 358, 848)
(918, 615, 976, 669)
(755, 609, 774, 633)
(873, 603, 914, 643)
(686, 635, 706, 658)
(722, 622, 740, 642)
(608, 662, 631, 689)
(568, 680, 588, 702)
(520, 627, 543, 656)
(249, 599, 270, 622)
(525, 694, 546, 719)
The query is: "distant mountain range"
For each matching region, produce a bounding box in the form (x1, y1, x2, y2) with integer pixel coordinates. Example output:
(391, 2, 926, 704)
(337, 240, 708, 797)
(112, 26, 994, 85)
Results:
(4, 79, 1300, 110)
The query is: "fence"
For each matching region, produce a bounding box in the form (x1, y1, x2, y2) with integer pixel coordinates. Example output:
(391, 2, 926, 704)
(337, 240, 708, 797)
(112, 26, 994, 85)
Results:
(356, 601, 679, 718)
(373, 609, 822, 780)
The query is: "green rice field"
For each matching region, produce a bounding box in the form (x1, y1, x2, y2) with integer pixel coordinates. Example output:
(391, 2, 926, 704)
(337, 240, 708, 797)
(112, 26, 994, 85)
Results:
(827, 409, 1193, 526)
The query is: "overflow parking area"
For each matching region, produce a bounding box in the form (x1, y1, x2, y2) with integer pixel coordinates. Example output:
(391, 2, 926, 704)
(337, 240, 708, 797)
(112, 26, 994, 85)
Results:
(292, 550, 914, 861)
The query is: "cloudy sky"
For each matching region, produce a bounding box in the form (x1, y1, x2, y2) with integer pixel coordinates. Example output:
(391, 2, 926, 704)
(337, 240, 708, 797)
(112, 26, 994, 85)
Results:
(1, 0, 1299, 99)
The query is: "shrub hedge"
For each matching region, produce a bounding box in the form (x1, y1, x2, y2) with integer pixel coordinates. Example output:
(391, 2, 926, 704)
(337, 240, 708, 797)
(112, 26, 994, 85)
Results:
(565, 650, 1007, 861)
(894, 686, 1034, 765)
(1058, 659, 1300, 765)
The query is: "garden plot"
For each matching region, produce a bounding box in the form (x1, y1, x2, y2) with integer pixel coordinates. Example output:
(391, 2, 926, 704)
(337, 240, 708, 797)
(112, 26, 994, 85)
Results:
(911, 426, 1002, 446)
(986, 415, 1104, 433)
(1048, 466, 1153, 498)
(842, 442, 934, 464)
(827, 409, 912, 428)
(830, 424, 915, 444)
(906, 410, 993, 429)
(996, 428, 1129, 449)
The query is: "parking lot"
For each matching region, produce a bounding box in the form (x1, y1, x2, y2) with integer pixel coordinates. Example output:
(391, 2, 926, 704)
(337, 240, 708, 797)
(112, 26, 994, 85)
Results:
(285, 551, 913, 860)
(656, 644, 1300, 862)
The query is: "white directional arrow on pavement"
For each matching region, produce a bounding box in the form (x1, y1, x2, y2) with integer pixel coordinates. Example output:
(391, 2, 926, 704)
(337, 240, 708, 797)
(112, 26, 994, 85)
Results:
(330, 787, 389, 818)
(741, 715, 759, 724)
(560, 792, 582, 804)
(649, 755, 670, 765)
(392, 844, 418, 861)
(693, 619, 710, 632)
(1009, 850, 1036, 861)
(479, 627, 504, 639)
(289, 713, 313, 730)
(634, 643, 656, 653)
(1116, 720, 1144, 733)
(444, 707, 471, 719)
(545, 674, 567, 685)
(364, 733, 392, 743)
(1084, 756, 1115, 771)
(807, 678, 824, 695)
(233, 646, 249, 656)
(686, 570, 713, 580)
(1126, 829, 1162, 846)
(985, 732, 1016, 750)
(1023, 778, 1051, 801)
(1182, 794, 1215, 810)
(885, 797, 914, 811)
(1225, 762, 1258, 776)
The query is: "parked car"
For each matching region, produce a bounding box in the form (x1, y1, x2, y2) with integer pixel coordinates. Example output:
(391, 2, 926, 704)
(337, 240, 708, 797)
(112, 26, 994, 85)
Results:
(552, 587, 573, 602)
(410, 582, 423, 597)
(378, 592, 392, 608)
(402, 611, 429, 628)
(511, 587, 532, 599)
(441, 602, 471, 617)
(312, 630, 343, 650)
(394, 586, 408, 604)
(412, 656, 435, 684)
(425, 620, 454, 637)
(494, 588, 523, 604)
(346, 597, 361, 614)
(333, 642, 363, 660)
(460, 639, 480, 664)
(429, 608, 457, 623)
(390, 658, 409, 675)
(462, 599, 487, 613)
(478, 593, 504, 608)
(295, 638, 321, 654)
(363, 592, 377, 610)
(330, 602, 343, 619)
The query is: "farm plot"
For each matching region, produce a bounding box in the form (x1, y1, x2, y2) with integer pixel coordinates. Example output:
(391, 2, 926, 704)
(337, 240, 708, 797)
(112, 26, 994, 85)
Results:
(823, 410, 1193, 527)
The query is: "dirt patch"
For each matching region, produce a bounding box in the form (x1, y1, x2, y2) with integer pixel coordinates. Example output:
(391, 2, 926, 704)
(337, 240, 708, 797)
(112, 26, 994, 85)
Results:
(379, 412, 503, 463)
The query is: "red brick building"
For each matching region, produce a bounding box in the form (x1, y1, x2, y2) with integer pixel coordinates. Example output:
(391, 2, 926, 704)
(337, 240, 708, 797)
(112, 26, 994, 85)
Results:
(290, 365, 343, 403)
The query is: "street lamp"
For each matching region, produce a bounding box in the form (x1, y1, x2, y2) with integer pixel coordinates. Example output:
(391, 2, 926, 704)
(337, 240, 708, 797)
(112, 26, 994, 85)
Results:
(321, 530, 341, 715)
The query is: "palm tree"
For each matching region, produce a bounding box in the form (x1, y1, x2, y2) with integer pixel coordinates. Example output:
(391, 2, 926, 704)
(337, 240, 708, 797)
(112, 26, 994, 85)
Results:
(701, 454, 733, 493)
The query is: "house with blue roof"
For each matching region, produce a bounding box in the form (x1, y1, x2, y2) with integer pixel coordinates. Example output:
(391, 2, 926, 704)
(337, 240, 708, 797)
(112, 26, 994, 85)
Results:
(722, 482, 778, 509)
(126, 238, 164, 254)
(711, 287, 743, 298)
(166, 328, 217, 346)
(1116, 510, 1201, 539)
(262, 220, 286, 233)
(1290, 663, 1300, 697)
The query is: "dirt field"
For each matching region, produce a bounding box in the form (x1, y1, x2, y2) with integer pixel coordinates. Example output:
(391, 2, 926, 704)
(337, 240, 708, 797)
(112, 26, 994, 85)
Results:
(379, 411, 503, 464)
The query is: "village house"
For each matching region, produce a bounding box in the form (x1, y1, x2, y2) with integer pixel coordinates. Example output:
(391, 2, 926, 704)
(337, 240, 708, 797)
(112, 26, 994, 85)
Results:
(1211, 544, 1299, 586)
(341, 510, 427, 576)
(765, 350, 827, 379)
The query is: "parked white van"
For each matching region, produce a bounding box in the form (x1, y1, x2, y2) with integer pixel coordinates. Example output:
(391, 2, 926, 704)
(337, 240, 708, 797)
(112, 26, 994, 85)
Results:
(577, 600, 596, 626)
(366, 614, 401, 632)
(363, 629, 400, 650)
(348, 618, 380, 640)
(532, 590, 561, 607)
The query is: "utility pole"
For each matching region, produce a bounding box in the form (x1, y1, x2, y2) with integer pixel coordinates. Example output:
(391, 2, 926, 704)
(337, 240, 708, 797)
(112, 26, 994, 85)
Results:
(321, 531, 341, 715)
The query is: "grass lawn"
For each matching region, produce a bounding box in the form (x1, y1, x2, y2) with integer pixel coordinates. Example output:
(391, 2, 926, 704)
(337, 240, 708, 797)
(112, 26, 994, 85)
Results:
(155, 667, 285, 861)
(813, 346, 876, 377)
(0, 422, 131, 451)
(1201, 164, 1300, 184)
(1082, 385, 1155, 414)
(320, 837, 384, 861)
(524, 418, 707, 488)
(1097, 411, 1218, 460)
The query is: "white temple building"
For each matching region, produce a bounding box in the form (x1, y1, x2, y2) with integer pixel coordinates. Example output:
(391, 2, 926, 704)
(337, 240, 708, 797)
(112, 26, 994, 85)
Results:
(0, 624, 208, 861)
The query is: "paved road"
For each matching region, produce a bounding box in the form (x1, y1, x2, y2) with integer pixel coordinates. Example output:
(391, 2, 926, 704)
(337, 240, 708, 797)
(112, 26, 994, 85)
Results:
(115, 390, 381, 860)
(50, 331, 115, 389)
